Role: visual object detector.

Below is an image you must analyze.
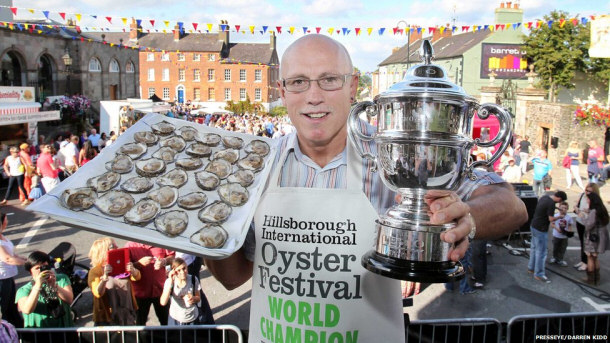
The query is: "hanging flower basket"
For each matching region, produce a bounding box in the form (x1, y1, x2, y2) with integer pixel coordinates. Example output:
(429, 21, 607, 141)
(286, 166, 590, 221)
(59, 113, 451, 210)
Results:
(59, 95, 91, 120)
(574, 103, 610, 128)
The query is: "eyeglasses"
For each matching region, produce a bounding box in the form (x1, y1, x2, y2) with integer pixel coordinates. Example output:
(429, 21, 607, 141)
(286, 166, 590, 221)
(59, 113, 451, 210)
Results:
(282, 74, 353, 93)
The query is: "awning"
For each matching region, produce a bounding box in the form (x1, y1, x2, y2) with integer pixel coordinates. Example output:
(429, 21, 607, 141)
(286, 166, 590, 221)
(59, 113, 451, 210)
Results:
(0, 102, 60, 125)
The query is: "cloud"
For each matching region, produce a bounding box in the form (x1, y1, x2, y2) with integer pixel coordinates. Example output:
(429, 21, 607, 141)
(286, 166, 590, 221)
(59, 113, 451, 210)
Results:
(302, 0, 363, 17)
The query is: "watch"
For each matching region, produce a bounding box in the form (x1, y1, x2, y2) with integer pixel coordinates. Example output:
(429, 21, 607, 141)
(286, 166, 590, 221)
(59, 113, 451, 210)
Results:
(467, 213, 477, 241)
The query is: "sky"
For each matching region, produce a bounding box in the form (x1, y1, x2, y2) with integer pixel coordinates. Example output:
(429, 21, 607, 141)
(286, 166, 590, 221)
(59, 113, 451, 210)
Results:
(9, 0, 610, 73)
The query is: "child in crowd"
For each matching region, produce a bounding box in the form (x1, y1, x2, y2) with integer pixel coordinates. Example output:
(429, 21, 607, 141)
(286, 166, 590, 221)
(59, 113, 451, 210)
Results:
(28, 172, 44, 201)
(551, 202, 575, 266)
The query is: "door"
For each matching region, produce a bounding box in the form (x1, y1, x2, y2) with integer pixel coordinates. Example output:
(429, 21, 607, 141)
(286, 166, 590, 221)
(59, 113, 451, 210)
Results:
(541, 127, 550, 152)
(109, 85, 118, 100)
(178, 89, 184, 104)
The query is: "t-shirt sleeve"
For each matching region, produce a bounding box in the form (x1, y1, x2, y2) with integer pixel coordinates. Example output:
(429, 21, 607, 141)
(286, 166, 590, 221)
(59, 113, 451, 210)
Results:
(243, 223, 256, 262)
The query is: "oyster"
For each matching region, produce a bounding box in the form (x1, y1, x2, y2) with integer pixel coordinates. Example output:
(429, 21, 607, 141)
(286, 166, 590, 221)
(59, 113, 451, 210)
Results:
(124, 198, 160, 226)
(175, 157, 203, 171)
(60, 187, 97, 211)
(198, 201, 232, 224)
(245, 139, 270, 156)
(95, 190, 135, 217)
(218, 183, 249, 207)
(204, 159, 232, 179)
(200, 133, 221, 146)
(177, 192, 208, 210)
(155, 210, 188, 237)
(133, 131, 159, 146)
(118, 142, 147, 160)
(105, 154, 134, 174)
(178, 126, 199, 141)
(194, 171, 220, 191)
(152, 147, 177, 163)
(185, 142, 212, 158)
(87, 171, 121, 192)
(222, 136, 244, 149)
(160, 136, 186, 152)
(227, 169, 256, 187)
(121, 176, 154, 193)
(148, 186, 179, 208)
(151, 120, 175, 136)
(237, 153, 265, 172)
(190, 225, 229, 249)
(212, 149, 240, 164)
(135, 158, 166, 177)
(157, 169, 188, 188)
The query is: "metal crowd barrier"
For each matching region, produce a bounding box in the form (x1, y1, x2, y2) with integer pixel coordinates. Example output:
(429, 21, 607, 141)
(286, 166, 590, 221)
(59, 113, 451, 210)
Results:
(506, 312, 610, 343)
(17, 324, 243, 343)
(406, 318, 502, 343)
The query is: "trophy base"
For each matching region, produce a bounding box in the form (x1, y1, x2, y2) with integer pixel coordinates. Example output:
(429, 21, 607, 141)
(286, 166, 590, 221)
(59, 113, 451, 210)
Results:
(362, 250, 464, 283)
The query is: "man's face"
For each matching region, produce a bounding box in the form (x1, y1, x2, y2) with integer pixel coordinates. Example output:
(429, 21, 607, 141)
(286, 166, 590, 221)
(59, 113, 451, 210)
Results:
(279, 38, 358, 152)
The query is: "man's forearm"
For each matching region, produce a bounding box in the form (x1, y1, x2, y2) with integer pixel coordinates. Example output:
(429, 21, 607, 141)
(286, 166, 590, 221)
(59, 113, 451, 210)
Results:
(467, 183, 528, 239)
(204, 248, 253, 291)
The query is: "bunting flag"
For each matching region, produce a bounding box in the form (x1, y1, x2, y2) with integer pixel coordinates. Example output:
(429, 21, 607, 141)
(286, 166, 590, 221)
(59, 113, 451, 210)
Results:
(42, 11, 49, 19)
(302, 26, 307, 34)
(150, 19, 155, 27)
(378, 28, 385, 35)
(327, 27, 333, 35)
(192, 22, 198, 31)
(122, 18, 127, 26)
(28, 9, 34, 14)
(235, 25, 240, 32)
(342, 27, 348, 35)
(9, 7, 16, 16)
(262, 25, 268, 34)
(75, 14, 82, 22)
(275, 26, 282, 34)
(249, 25, 255, 34)
(289, 26, 294, 34)
(316, 27, 321, 34)
(207, 23, 213, 32)
(59, 12, 66, 20)
(355, 27, 361, 35)
(163, 20, 169, 28)
(106, 16, 112, 24)
(137, 19, 142, 27)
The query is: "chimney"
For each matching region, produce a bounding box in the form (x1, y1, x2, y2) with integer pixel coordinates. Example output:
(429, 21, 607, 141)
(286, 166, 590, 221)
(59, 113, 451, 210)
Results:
(173, 24, 181, 41)
(129, 18, 141, 43)
(432, 24, 452, 42)
(269, 31, 276, 51)
(218, 20, 229, 46)
(392, 47, 400, 54)
(409, 27, 423, 43)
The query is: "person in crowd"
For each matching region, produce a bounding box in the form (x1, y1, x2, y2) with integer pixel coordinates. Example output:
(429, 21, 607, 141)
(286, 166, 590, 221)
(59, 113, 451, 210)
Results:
(105, 132, 118, 148)
(582, 192, 610, 285)
(1, 147, 30, 206)
(531, 150, 552, 197)
(35, 135, 45, 155)
(173, 252, 214, 324)
(79, 140, 97, 167)
(28, 171, 44, 201)
(471, 238, 488, 289)
(18, 143, 34, 203)
(160, 258, 203, 325)
(587, 139, 604, 183)
(52, 134, 63, 152)
(16, 251, 74, 327)
(124, 242, 174, 326)
(0, 309, 18, 342)
(88, 129, 101, 151)
(550, 202, 575, 267)
(98, 132, 108, 151)
(502, 158, 522, 183)
(574, 183, 599, 271)
(88, 237, 140, 326)
(518, 135, 531, 174)
(0, 212, 25, 327)
(564, 141, 585, 191)
(528, 190, 567, 283)
(79, 130, 88, 149)
(62, 135, 80, 175)
(203, 34, 528, 341)
(36, 144, 60, 193)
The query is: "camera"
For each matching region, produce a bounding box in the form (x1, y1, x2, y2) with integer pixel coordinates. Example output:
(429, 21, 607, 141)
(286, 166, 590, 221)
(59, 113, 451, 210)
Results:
(40, 264, 52, 272)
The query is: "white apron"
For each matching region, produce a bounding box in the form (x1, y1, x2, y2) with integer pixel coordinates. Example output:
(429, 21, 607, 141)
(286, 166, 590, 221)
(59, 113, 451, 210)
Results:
(250, 136, 404, 342)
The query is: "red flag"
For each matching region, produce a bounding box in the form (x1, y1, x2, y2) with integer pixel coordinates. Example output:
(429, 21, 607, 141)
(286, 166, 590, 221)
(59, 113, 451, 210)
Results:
(392, 27, 398, 34)
(80, 37, 84, 42)
(150, 20, 155, 27)
(462, 26, 469, 32)
(235, 25, 240, 32)
(276, 26, 282, 34)
(59, 13, 66, 20)
(526, 22, 533, 29)
(192, 23, 198, 31)
(571, 18, 578, 26)
(355, 27, 361, 35)
(10, 7, 17, 16)
(495, 24, 501, 31)
(316, 27, 321, 34)
(428, 27, 436, 34)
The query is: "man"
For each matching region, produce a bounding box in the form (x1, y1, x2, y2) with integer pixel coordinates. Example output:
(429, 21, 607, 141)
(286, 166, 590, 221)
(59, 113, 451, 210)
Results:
(36, 144, 60, 193)
(88, 129, 101, 151)
(528, 190, 567, 283)
(204, 35, 527, 341)
(61, 135, 80, 175)
(531, 150, 552, 196)
(518, 135, 531, 174)
(587, 139, 604, 183)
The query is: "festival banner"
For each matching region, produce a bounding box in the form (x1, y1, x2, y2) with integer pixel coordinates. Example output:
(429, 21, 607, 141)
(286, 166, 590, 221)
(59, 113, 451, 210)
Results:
(480, 43, 528, 79)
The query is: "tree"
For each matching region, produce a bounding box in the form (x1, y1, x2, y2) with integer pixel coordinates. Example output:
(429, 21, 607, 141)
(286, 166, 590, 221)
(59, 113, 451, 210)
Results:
(269, 106, 287, 117)
(355, 67, 372, 100)
(225, 95, 254, 115)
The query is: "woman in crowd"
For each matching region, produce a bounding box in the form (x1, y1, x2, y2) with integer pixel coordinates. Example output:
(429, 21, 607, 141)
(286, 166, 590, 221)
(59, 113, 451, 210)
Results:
(98, 132, 108, 151)
(19, 143, 34, 203)
(79, 140, 97, 167)
(574, 183, 600, 271)
(564, 141, 585, 191)
(160, 257, 202, 325)
(0, 212, 25, 327)
(16, 251, 74, 328)
(1, 146, 30, 206)
(582, 192, 610, 285)
(88, 237, 140, 326)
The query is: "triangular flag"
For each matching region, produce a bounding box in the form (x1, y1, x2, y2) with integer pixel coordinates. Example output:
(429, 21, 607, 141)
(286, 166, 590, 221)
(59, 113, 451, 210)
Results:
(417, 27, 422, 34)
(262, 25, 268, 34)
(150, 20, 155, 27)
(302, 27, 308, 34)
(235, 25, 240, 32)
(495, 24, 501, 31)
(355, 27, 361, 35)
(483, 25, 489, 31)
(378, 28, 385, 35)
(440, 26, 445, 34)
(429, 27, 436, 34)
(164, 20, 170, 28)
(28, 9, 34, 14)
(91, 15, 97, 19)
(75, 14, 82, 22)
(571, 18, 578, 26)
(110, 43, 115, 47)
(393, 27, 398, 35)
(59, 13, 66, 20)
(581, 17, 588, 25)
(462, 26, 468, 32)
(137, 19, 142, 27)
(276, 26, 282, 34)
(106, 17, 112, 24)
(452, 26, 457, 33)
(207, 23, 213, 32)
(24, 24, 29, 29)
(367, 27, 373, 35)
(342, 27, 348, 35)
(316, 27, 321, 34)
(10, 7, 16, 16)
(249, 25, 255, 34)
(43, 11, 49, 19)
(590, 15, 595, 20)
(536, 20, 542, 28)
(547, 20, 553, 28)
(122, 18, 127, 26)
(328, 27, 334, 35)
(178, 22, 184, 32)
(192, 23, 198, 31)
(289, 26, 295, 34)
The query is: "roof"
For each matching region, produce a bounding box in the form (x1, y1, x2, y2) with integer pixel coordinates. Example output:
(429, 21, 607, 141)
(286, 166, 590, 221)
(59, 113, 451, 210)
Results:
(378, 30, 492, 67)
(227, 43, 275, 64)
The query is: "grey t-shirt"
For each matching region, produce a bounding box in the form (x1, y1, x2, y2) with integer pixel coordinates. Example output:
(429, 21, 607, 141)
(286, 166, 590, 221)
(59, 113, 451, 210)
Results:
(165, 276, 200, 324)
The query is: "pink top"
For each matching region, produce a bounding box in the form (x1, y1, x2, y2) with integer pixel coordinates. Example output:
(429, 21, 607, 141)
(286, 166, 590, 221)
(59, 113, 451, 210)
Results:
(37, 152, 59, 178)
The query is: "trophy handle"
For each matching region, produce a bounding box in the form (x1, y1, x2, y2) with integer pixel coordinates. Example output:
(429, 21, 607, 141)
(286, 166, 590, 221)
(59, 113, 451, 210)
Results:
(467, 103, 513, 178)
(348, 101, 378, 169)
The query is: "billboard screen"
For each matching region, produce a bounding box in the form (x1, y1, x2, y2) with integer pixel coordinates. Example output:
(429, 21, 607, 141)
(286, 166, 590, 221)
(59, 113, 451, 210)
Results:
(480, 43, 528, 79)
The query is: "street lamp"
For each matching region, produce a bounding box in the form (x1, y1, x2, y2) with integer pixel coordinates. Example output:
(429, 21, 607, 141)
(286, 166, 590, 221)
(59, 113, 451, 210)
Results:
(396, 20, 411, 70)
(62, 48, 72, 95)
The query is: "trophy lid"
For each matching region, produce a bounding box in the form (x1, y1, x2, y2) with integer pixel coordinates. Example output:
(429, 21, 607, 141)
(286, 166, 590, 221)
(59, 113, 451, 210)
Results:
(377, 40, 475, 101)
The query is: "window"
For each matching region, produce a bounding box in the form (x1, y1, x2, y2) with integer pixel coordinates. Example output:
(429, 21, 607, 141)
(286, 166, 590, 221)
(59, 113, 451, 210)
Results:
(177, 53, 185, 61)
(109, 59, 120, 73)
(88, 58, 101, 72)
(147, 68, 155, 81)
(193, 69, 200, 82)
(148, 88, 156, 98)
(193, 53, 201, 61)
(163, 87, 170, 100)
(255, 69, 262, 82)
(194, 88, 200, 101)
(147, 53, 154, 61)
(161, 53, 170, 61)
(255, 88, 262, 101)
(126, 61, 135, 73)
(208, 88, 215, 101)
(162, 68, 170, 81)
(224, 69, 231, 81)
(239, 69, 246, 82)
(208, 69, 215, 81)
(208, 54, 216, 61)
(240, 88, 246, 100)
(178, 69, 185, 81)
(224, 88, 231, 101)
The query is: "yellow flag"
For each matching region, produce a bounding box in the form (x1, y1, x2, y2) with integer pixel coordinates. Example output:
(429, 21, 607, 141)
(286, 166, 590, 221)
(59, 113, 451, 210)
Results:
(207, 23, 213, 31)
(367, 27, 373, 35)
(249, 25, 255, 34)
(75, 14, 82, 22)
(328, 27, 334, 35)
(289, 26, 294, 34)
(440, 26, 445, 34)
(164, 20, 170, 28)
(28, 9, 34, 14)
(24, 24, 29, 29)
(110, 43, 115, 47)
(122, 18, 127, 26)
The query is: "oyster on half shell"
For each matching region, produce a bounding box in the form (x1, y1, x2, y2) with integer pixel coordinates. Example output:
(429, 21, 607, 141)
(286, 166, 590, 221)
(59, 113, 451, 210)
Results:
(152, 147, 177, 163)
(135, 158, 166, 177)
(60, 187, 97, 211)
(106, 154, 134, 174)
(160, 136, 187, 152)
(222, 136, 244, 149)
(175, 157, 203, 171)
(199, 133, 221, 146)
(157, 169, 188, 188)
(198, 201, 232, 224)
(121, 176, 154, 193)
(177, 192, 208, 210)
(134, 131, 159, 146)
(95, 190, 135, 217)
(178, 126, 199, 141)
(227, 169, 256, 187)
(151, 120, 175, 136)
(194, 171, 220, 191)
(185, 142, 212, 158)
(218, 183, 249, 207)
(212, 149, 240, 164)
(155, 210, 188, 237)
(124, 198, 160, 226)
(204, 159, 232, 179)
(245, 139, 270, 156)
(87, 171, 121, 192)
(118, 142, 147, 160)
(237, 153, 265, 172)
(148, 186, 179, 208)
(190, 224, 229, 249)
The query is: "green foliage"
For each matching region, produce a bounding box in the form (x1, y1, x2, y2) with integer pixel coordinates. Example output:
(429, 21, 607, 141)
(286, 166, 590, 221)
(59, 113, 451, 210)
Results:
(355, 67, 372, 99)
(269, 106, 287, 117)
(224, 96, 255, 115)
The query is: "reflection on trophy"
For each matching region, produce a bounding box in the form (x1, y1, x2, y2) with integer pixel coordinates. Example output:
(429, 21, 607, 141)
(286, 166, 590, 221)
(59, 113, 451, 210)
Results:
(348, 40, 513, 282)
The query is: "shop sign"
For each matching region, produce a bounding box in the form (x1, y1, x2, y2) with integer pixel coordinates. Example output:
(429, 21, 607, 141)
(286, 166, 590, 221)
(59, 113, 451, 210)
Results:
(0, 111, 60, 125)
(480, 43, 528, 79)
(0, 86, 36, 102)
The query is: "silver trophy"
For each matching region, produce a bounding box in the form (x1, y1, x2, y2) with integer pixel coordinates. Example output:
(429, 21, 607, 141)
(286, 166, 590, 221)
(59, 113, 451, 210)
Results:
(348, 40, 512, 282)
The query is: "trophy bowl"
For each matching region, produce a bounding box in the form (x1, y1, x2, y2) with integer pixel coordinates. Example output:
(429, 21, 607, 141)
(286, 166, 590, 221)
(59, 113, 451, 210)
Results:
(349, 40, 512, 282)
